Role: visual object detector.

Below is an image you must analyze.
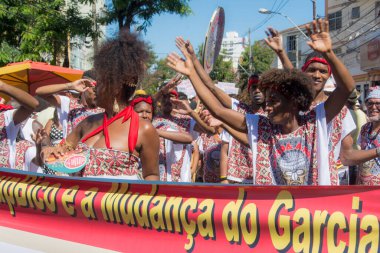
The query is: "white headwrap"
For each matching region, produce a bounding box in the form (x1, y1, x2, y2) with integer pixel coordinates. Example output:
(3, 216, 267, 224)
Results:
(366, 87, 380, 101)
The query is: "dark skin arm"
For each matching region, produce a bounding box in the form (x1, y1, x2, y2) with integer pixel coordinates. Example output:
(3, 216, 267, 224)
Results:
(264, 27, 294, 70)
(176, 37, 233, 109)
(0, 81, 39, 125)
(305, 19, 355, 123)
(35, 79, 90, 108)
(220, 141, 229, 184)
(138, 119, 160, 180)
(157, 129, 193, 144)
(167, 46, 248, 133)
(340, 134, 378, 166)
(152, 74, 182, 102)
(171, 98, 216, 134)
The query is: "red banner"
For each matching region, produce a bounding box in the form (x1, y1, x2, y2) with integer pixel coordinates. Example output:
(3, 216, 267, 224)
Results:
(0, 168, 379, 252)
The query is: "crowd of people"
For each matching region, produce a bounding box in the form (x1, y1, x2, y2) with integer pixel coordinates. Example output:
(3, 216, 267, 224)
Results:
(1, 19, 379, 186)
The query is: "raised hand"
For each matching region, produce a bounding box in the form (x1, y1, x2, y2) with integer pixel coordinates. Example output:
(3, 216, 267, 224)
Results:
(69, 79, 91, 93)
(200, 110, 223, 127)
(171, 98, 192, 115)
(306, 19, 332, 54)
(176, 37, 196, 60)
(167, 52, 194, 76)
(264, 27, 283, 54)
(161, 73, 183, 95)
(32, 128, 48, 145)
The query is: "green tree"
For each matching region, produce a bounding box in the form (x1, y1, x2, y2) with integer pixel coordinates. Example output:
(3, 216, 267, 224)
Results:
(238, 41, 275, 89)
(141, 58, 176, 94)
(209, 55, 236, 83)
(99, 0, 192, 32)
(0, 1, 98, 66)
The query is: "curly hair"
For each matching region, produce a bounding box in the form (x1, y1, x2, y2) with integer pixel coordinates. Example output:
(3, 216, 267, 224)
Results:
(94, 31, 149, 112)
(259, 68, 315, 112)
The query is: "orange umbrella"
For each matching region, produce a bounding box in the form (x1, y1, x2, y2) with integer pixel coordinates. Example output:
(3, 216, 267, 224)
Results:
(0, 60, 83, 101)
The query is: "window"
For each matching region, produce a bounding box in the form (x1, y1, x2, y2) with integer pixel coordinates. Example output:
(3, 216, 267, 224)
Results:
(329, 11, 342, 31)
(351, 6, 360, 19)
(287, 35, 296, 51)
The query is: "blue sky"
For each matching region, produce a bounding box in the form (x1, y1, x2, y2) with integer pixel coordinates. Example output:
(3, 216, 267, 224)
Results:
(108, 0, 326, 59)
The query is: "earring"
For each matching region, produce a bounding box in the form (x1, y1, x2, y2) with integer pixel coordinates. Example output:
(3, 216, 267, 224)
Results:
(113, 98, 120, 113)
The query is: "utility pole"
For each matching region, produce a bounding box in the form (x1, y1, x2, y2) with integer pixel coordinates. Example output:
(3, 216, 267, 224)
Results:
(312, 0, 317, 20)
(92, 2, 99, 53)
(248, 28, 252, 74)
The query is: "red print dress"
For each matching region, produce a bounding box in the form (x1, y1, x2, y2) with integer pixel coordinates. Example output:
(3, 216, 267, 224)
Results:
(80, 107, 141, 180)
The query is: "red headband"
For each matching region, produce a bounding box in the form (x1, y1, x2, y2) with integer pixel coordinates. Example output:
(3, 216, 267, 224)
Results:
(0, 104, 13, 112)
(130, 97, 153, 107)
(248, 76, 259, 91)
(170, 90, 179, 99)
(301, 57, 331, 76)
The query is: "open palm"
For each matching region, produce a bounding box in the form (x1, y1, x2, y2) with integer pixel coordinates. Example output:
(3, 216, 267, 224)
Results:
(306, 19, 332, 53)
(167, 53, 193, 76)
(264, 27, 283, 53)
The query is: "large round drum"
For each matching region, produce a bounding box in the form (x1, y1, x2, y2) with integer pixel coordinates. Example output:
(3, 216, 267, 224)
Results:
(203, 7, 225, 74)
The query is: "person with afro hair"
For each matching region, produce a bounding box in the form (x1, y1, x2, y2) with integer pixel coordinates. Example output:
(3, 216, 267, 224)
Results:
(167, 19, 355, 185)
(41, 31, 159, 181)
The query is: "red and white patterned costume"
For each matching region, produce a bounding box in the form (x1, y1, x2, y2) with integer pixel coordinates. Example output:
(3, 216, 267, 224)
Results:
(246, 103, 337, 185)
(81, 106, 141, 180)
(221, 98, 264, 183)
(197, 133, 222, 183)
(0, 110, 34, 170)
(358, 122, 380, 185)
(152, 114, 194, 182)
(58, 95, 104, 138)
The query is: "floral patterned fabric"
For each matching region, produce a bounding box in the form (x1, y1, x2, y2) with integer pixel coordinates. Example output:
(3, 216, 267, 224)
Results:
(198, 133, 222, 183)
(226, 99, 264, 183)
(81, 144, 141, 179)
(247, 105, 335, 186)
(358, 122, 380, 185)
(152, 114, 191, 182)
(67, 99, 104, 134)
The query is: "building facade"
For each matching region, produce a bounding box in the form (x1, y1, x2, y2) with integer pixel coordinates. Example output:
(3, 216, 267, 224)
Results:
(69, 0, 107, 71)
(221, 32, 246, 71)
(328, 0, 380, 100)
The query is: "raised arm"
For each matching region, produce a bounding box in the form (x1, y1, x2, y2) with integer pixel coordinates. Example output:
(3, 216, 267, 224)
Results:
(340, 134, 378, 166)
(35, 79, 90, 107)
(167, 42, 247, 132)
(157, 129, 193, 144)
(152, 74, 182, 102)
(264, 27, 294, 70)
(0, 81, 39, 125)
(171, 98, 216, 134)
(176, 37, 233, 108)
(138, 120, 160, 181)
(306, 19, 355, 123)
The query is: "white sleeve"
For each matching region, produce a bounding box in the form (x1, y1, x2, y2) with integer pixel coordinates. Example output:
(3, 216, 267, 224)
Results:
(220, 129, 231, 143)
(4, 109, 21, 168)
(315, 103, 331, 185)
(245, 114, 259, 185)
(57, 95, 70, 138)
(341, 111, 356, 140)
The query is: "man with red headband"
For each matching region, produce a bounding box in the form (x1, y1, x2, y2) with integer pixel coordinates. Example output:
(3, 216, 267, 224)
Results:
(36, 70, 104, 139)
(265, 27, 359, 185)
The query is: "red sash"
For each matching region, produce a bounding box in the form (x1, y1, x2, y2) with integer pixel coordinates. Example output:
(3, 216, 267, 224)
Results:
(81, 106, 139, 152)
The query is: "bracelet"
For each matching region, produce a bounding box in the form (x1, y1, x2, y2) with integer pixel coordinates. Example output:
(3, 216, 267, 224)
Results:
(220, 176, 227, 181)
(376, 147, 380, 157)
